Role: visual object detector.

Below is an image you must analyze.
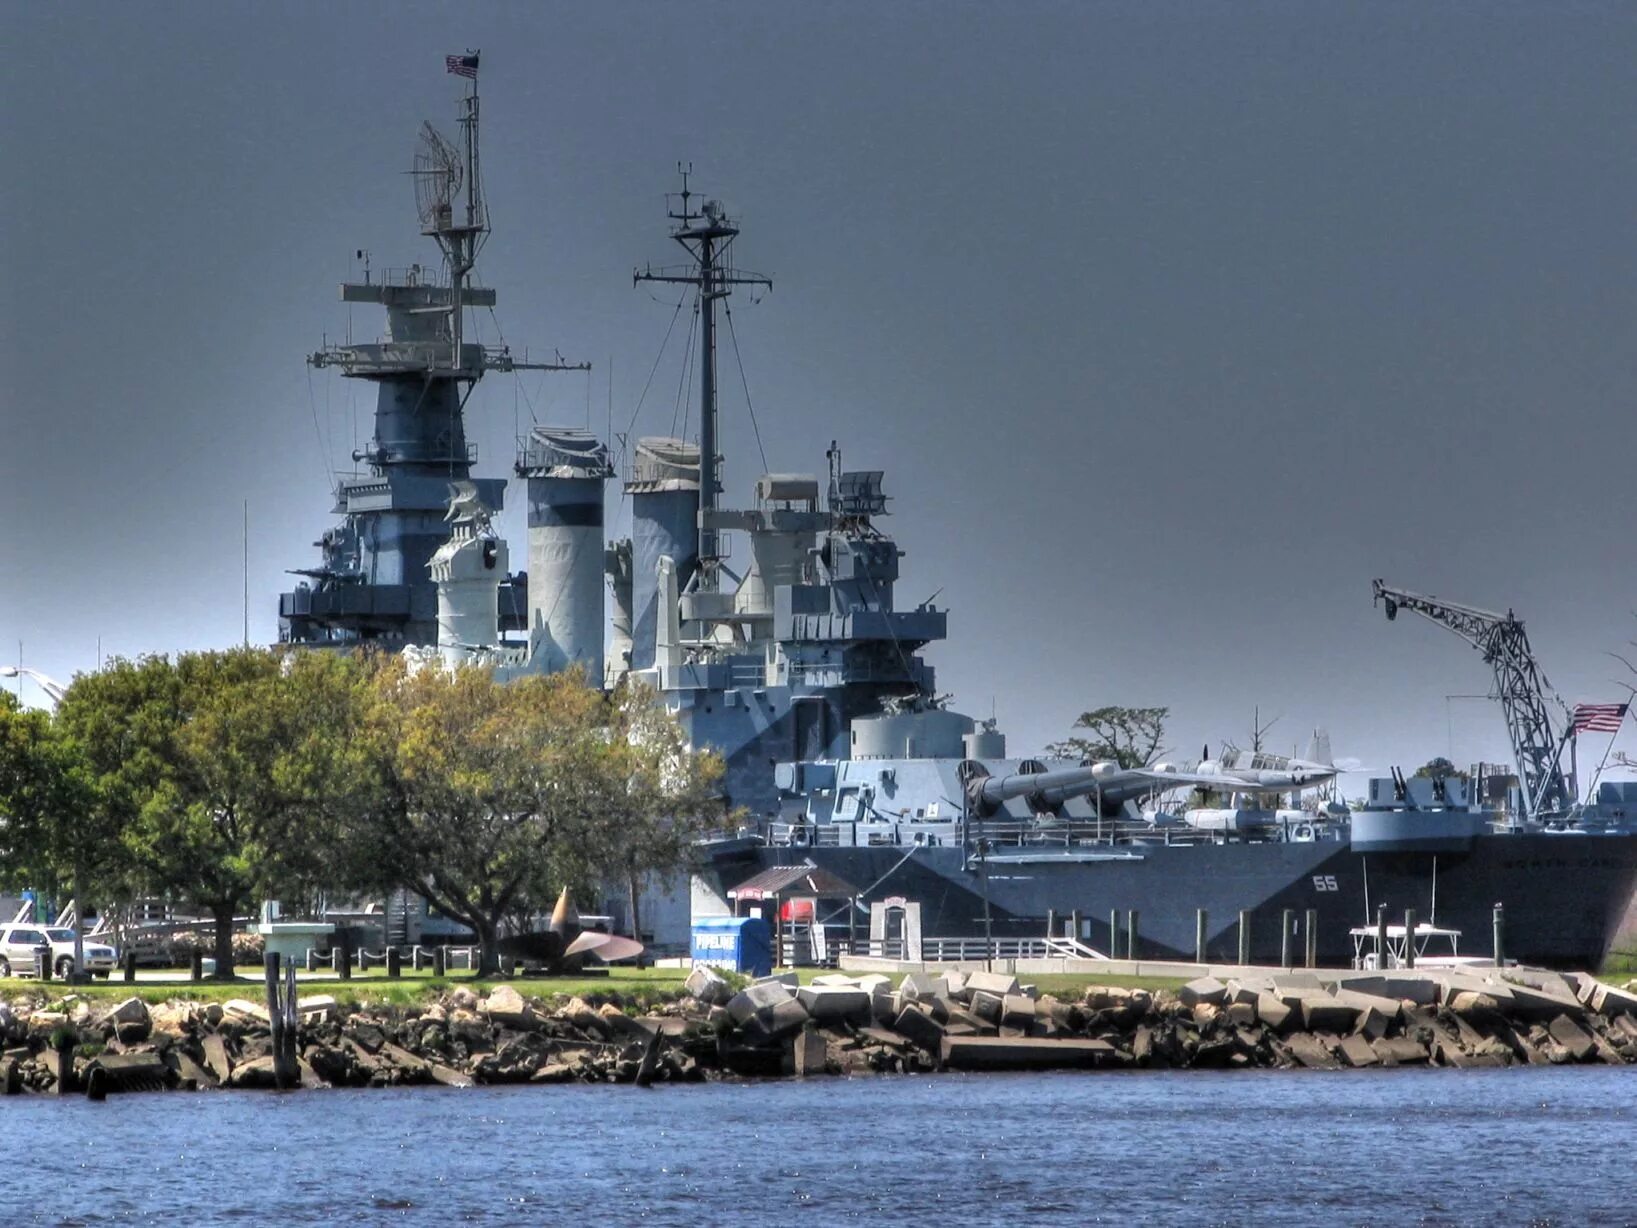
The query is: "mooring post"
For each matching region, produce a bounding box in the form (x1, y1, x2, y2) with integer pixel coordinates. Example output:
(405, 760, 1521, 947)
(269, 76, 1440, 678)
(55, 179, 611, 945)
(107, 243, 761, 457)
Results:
(1492, 902, 1505, 967)
(1195, 909, 1208, 964)
(189, 950, 203, 983)
(1238, 909, 1251, 966)
(433, 945, 447, 978)
(412, 945, 427, 972)
(264, 952, 287, 1091)
(1375, 903, 1388, 970)
(338, 936, 352, 982)
(1109, 909, 1120, 962)
(1403, 908, 1417, 970)
(1279, 909, 1294, 969)
(1126, 909, 1139, 960)
(386, 947, 401, 979)
(1304, 908, 1318, 968)
(122, 950, 136, 984)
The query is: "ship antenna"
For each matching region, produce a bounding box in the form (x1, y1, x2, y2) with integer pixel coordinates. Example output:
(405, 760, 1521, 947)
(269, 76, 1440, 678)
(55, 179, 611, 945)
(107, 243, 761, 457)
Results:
(634, 165, 772, 592)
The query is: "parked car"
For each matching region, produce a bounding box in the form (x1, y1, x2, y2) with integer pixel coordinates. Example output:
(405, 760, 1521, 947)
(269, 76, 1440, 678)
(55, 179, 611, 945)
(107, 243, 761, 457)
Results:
(0, 923, 119, 979)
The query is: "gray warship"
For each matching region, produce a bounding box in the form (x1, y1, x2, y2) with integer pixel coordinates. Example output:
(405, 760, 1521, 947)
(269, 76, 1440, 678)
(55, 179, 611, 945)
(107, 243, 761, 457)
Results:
(280, 66, 1637, 971)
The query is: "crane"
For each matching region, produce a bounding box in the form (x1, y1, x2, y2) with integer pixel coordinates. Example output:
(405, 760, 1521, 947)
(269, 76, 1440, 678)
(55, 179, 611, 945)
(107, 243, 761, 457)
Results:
(1371, 579, 1572, 822)
(0, 665, 68, 706)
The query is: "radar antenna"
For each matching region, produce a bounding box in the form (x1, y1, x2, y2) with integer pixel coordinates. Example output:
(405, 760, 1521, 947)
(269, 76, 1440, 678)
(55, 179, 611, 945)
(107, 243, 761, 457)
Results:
(413, 121, 465, 231)
(1372, 579, 1573, 821)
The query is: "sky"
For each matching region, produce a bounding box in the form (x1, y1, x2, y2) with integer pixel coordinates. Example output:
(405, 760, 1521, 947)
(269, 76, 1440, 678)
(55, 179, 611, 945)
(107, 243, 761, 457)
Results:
(2, 2, 1634, 788)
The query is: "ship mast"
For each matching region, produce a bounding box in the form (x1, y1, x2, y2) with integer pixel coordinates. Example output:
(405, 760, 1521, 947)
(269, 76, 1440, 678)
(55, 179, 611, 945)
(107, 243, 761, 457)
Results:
(634, 166, 771, 591)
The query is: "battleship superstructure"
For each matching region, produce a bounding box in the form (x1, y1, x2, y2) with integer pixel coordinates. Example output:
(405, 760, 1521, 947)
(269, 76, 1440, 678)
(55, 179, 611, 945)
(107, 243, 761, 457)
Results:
(279, 68, 584, 647)
(281, 68, 1637, 971)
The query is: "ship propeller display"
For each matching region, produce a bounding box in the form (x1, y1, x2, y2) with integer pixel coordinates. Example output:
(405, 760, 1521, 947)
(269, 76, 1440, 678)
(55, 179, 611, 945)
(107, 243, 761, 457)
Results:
(497, 888, 645, 973)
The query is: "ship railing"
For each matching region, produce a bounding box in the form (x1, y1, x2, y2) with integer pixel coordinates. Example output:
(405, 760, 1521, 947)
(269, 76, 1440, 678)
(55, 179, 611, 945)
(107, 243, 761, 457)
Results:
(919, 937, 1072, 962)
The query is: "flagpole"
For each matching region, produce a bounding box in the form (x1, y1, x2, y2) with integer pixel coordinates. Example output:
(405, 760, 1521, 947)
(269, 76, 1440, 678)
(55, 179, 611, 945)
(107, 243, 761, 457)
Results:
(1584, 724, 1623, 800)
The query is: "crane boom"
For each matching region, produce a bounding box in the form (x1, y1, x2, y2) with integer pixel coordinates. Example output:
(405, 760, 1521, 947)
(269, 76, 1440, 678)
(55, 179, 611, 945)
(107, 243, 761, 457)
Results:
(1371, 579, 1572, 821)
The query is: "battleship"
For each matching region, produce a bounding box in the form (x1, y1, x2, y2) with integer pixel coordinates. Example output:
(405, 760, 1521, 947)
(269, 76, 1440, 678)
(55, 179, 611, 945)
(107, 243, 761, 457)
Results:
(280, 65, 1637, 971)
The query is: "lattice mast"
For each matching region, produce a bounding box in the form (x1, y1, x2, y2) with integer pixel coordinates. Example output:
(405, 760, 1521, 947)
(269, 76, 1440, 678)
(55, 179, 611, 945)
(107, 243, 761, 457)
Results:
(634, 166, 772, 592)
(1372, 579, 1573, 820)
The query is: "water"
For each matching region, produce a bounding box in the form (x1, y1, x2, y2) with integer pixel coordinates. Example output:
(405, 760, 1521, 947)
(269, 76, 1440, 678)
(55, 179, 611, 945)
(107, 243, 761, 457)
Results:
(6, 1068, 1633, 1226)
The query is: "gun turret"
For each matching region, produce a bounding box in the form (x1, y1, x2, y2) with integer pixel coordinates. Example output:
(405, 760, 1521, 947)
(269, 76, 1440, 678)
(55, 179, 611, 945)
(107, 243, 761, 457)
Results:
(964, 762, 1121, 816)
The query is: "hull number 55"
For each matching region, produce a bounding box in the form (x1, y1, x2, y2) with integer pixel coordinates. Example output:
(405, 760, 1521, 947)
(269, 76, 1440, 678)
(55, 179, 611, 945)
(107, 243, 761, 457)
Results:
(1311, 875, 1339, 892)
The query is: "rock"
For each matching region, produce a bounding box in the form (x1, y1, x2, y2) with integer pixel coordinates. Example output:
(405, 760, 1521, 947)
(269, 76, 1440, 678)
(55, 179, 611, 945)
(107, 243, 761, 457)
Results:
(1589, 983, 1637, 1018)
(795, 986, 871, 1023)
(727, 980, 793, 1025)
(529, 1061, 577, 1084)
(755, 971, 799, 988)
(419, 1003, 448, 1025)
(1352, 1007, 1393, 1042)
(1370, 1036, 1429, 1065)
(481, 985, 538, 1028)
(892, 1004, 946, 1052)
(1226, 1003, 1258, 1028)
(790, 1029, 829, 1077)
(1449, 991, 1501, 1020)
(1547, 1014, 1596, 1062)
(222, 999, 270, 1027)
(1255, 993, 1294, 1033)
(101, 997, 152, 1043)
(224, 1055, 280, 1089)
(969, 991, 1004, 1025)
(1179, 977, 1228, 1008)
(764, 997, 809, 1039)
(939, 970, 969, 999)
(1282, 1033, 1339, 1070)
(939, 1035, 1112, 1071)
(1192, 1003, 1222, 1030)
(166, 1048, 217, 1089)
(150, 1003, 194, 1037)
(1338, 973, 1440, 1006)
(1298, 994, 1358, 1034)
(899, 972, 946, 1001)
(297, 995, 339, 1023)
(684, 965, 732, 1006)
(964, 970, 1020, 998)
(429, 1062, 472, 1087)
(201, 1033, 233, 1083)
(1001, 994, 1037, 1029)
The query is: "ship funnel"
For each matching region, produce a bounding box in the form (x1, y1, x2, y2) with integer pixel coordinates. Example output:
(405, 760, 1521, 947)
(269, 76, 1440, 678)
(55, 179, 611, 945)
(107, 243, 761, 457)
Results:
(429, 485, 506, 669)
(516, 427, 613, 683)
(625, 437, 699, 670)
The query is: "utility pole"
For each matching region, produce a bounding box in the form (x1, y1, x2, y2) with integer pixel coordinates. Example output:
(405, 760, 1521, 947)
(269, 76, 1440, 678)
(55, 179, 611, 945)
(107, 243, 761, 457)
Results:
(634, 166, 772, 591)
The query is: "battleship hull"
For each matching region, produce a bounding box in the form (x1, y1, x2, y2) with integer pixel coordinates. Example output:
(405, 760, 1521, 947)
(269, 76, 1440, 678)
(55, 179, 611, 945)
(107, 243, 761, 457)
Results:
(701, 833, 1637, 971)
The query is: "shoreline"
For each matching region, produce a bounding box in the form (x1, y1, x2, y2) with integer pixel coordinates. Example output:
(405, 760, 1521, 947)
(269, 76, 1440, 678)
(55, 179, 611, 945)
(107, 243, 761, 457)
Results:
(4, 964, 1635, 1096)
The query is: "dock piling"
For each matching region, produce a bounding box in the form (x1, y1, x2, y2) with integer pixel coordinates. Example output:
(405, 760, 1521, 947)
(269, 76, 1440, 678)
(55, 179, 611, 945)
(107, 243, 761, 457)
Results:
(1375, 904, 1388, 970)
(1303, 909, 1317, 969)
(1109, 909, 1120, 961)
(1492, 903, 1505, 967)
(1126, 909, 1139, 960)
(1404, 908, 1417, 970)
(1280, 909, 1294, 969)
(1237, 909, 1251, 966)
(1195, 909, 1208, 964)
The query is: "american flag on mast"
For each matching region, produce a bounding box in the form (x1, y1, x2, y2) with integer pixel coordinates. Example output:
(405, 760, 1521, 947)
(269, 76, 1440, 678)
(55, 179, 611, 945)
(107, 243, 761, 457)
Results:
(1571, 703, 1629, 734)
(446, 53, 479, 79)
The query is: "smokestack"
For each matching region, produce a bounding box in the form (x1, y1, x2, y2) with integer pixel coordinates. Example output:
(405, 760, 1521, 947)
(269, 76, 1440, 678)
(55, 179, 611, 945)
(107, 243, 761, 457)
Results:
(515, 427, 613, 682)
(625, 437, 700, 671)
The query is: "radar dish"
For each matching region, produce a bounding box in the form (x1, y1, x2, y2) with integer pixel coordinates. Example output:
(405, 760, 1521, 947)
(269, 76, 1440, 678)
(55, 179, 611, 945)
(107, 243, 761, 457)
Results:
(412, 121, 464, 228)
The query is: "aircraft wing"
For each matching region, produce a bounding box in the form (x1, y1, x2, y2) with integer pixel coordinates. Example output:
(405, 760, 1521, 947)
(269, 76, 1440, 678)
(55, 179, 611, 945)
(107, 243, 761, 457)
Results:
(1098, 768, 1257, 801)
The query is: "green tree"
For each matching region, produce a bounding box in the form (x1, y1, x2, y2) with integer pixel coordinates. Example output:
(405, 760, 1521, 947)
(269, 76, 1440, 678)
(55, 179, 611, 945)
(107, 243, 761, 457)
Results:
(56, 648, 365, 978)
(1413, 756, 1466, 780)
(1047, 706, 1169, 768)
(352, 663, 724, 974)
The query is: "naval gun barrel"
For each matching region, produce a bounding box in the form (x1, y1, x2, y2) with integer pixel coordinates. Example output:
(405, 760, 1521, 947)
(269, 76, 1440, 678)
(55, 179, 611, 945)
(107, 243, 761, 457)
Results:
(969, 763, 1119, 813)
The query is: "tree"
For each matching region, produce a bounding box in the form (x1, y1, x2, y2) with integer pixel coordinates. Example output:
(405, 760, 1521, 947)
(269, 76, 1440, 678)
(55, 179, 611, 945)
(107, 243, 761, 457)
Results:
(57, 648, 364, 978)
(1047, 706, 1169, 768)
(585, 680, 727, 946)
(1413, 757, 1466, 780)
(350, 663, 726, 974)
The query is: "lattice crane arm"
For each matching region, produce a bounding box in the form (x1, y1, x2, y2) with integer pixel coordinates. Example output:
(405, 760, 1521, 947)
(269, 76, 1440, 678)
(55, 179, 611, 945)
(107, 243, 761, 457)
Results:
(1372, 578, 1573, 821)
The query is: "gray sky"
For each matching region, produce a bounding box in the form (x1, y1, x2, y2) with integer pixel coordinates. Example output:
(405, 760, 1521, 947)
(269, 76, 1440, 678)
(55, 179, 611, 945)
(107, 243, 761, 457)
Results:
(3, 2, 1634, 784)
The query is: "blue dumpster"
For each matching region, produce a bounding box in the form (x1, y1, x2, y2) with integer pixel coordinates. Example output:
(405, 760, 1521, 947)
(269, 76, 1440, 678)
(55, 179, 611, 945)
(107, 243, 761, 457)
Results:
(690, 916, 772, 977)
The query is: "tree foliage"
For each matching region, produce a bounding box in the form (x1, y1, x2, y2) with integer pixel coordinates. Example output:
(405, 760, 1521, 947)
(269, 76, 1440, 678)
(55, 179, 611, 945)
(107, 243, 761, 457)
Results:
(1047, 706, 1169, 768)
(1413, 756, 1466, 780)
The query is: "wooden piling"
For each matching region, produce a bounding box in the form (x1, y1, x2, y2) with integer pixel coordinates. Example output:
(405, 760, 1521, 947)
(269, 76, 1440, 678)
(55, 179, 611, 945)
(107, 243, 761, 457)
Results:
(122, 950, 136, 984)
(386, 947, 402, 979)
(1492, 902, 1505, 967)
(1375, 904, 1388, 970)
(432, 945, 447, 978)
(1195, 909, 1208, 964)
(1404, 908, 1417, 970)
(189, 951, 203, 983)
(1109, 909, 1120, 960)
(1280, 908, 1294, 969)
(84, 1065, 108, 1101)
(1304, 908, 1318, 969)
(337, 937, 352, 981)
(1126, 909, 1139, 960)
(1238, 909, 1251, 965)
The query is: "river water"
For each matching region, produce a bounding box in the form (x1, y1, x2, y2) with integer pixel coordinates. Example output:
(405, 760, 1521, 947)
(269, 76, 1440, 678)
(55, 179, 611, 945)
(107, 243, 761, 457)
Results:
(6, 1068, 1633, 1226)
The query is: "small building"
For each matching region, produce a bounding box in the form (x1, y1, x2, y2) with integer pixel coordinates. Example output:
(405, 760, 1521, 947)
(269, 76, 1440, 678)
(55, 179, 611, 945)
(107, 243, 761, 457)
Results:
(725, 861, 860, 966)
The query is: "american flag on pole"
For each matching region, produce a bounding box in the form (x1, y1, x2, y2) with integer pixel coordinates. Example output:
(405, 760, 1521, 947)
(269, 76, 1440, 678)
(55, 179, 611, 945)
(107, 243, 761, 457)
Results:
(446, 53, 479, 79)
(1571, 703, 1628, 734)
